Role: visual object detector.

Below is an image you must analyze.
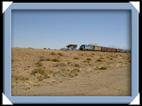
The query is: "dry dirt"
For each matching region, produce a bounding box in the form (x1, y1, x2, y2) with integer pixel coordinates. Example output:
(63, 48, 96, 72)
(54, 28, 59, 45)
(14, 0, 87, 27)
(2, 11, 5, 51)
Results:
(12, 48, 131, 96)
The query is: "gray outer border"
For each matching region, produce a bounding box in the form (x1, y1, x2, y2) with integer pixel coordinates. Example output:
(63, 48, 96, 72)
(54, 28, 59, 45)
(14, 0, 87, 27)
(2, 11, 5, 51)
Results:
(3, 3, 139, 104)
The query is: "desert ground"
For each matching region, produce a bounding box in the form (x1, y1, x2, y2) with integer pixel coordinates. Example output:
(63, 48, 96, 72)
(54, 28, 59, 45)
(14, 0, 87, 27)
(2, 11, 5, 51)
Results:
(12, 48, 131, 96)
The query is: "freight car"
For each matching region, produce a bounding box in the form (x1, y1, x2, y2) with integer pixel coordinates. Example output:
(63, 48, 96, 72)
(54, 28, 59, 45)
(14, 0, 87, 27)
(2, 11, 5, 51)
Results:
(79, 44, 124, 52)
(79, 44, 94, 51)
(94, 46, 101, 51)
(80, 44, 102, 51)
(101, 47, 117, 52)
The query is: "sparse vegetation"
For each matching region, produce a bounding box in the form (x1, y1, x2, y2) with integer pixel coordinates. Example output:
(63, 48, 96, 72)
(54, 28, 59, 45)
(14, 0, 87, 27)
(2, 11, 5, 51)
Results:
(74, 63, 80, 67)
(96, 59, 103, 62)
(51, 58, 60, 62)
(74, 57, 79, 60)
(86, 58, 92, 61)
(69, 68, 80, 77)
(12, 48, 130, 96)
(50, 52, 56, 55)
(58, 52, 63, 56)
(35, 62, 42, 67)
(39, 56, 60, 62)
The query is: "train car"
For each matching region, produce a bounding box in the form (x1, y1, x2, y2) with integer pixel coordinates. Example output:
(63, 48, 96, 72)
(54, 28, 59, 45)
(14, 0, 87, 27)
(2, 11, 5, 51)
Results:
(79, 44, 94, 51)
(79, 45, 85, 50)
(94, 46, 101, 51)
(106, 48, 112, 52)
(101, 47, 117, 52)
(117, 49, 121, 52)
(85, 45, 94, 50)
(101, 47, 107, 52)
(79, 44, 124, 52)
(109, 48, 117, 52)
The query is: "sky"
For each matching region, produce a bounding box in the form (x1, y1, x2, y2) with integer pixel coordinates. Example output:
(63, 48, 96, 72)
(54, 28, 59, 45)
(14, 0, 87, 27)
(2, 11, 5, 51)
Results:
(12, 10, 131, 50)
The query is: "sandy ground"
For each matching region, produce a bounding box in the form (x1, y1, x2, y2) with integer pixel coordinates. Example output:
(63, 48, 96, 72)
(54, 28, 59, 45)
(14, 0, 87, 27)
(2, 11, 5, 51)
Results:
(12, 48, 131, 96)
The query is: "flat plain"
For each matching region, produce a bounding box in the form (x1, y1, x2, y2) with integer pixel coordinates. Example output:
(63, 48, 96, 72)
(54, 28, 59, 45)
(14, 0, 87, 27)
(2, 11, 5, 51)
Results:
(12, 48, 131, 96)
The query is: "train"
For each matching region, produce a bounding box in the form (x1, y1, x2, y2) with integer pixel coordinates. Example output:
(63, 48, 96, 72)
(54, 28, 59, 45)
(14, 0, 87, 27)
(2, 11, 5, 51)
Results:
(79, 44, 129, 53)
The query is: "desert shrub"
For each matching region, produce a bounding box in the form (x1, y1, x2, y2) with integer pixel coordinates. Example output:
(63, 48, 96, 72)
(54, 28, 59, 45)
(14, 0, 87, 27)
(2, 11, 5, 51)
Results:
(100, 67, 107, 70)
(72, 68, 80, 72)
(91, 53, 95, 55)
(74, 57, 79, 60)
(67, 62, 71, 65)
(35, 62, 42, 67)
(58, 52, 63, 56)
(58, 68, 71, 77)
(39, 56, 48, 61)
(14, 75, 29, 81)
(27, 65, 31, 68)
(69, 68, 80, 77)
(57, 68, 80, 78)
(86, 58, 92, 61)
(96, 59, 103, 62)
(74, 63, 80, 67)
(96, 57, 105, 62)
(37, 75, 44, 81)
(39, 56, 60, 62)
(80, 53, 84, 56)
(50, 52, 56, 55)
(61, 68, 70, 73)
(31, 68, 45, 76)
(55, 63, 66, 67)
(83, 60, 90, 63)
(51, 58, 60, 62)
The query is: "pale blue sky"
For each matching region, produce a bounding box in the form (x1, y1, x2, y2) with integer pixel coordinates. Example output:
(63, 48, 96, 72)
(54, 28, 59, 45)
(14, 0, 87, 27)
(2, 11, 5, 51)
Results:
(12, 10, 131, 50)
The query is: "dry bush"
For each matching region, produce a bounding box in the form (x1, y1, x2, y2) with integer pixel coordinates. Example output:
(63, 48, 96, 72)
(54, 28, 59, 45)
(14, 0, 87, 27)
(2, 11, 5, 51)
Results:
(91, 53, 95, 55)
(35, 62, 42, 67)
(54, 63, 66, 67)
(13, 75, 29, 81)
(96, 59, 103, 62)
(83, 58, 92, 63)
(80, 53, 84, 56)
(31, 68, 52, 80)
(83, 60, 90, 63)
(57, 68, 80, 78)
(39, 57, 60, 62)
(74, 63, 80, 67)
(37, 75, 44, 81)
(51, 58, 60, 62)
(67, 61, 71, 65)
(58, 52, 63, 56)
(31, 68, 45, 76)
(74, 57, 79, 60)
(50, 52, 56, 55)
(39, 56, 49, 61)
(86, 58, 92, 61)
(60, 68, 70, 77)
(96, 57, 105, 62)
(69, 68, 80, 77)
